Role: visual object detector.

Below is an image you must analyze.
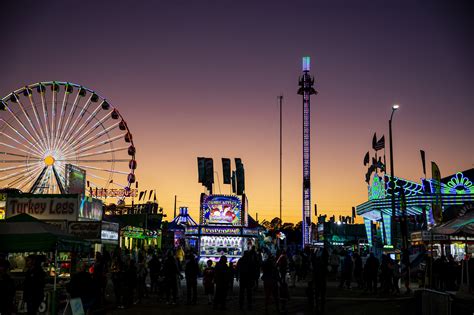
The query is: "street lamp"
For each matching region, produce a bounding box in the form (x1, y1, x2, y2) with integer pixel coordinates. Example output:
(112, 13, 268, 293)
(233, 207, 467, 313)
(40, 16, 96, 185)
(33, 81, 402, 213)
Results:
(389, 104, 399, 246)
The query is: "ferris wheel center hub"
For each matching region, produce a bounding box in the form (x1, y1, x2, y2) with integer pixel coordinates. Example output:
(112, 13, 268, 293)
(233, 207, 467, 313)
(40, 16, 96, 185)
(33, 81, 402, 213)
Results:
(44, 156, 55, 166)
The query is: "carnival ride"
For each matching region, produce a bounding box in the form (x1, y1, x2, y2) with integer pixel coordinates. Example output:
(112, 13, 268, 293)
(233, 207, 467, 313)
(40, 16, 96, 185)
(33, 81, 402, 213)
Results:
(0, 81, 136, 198)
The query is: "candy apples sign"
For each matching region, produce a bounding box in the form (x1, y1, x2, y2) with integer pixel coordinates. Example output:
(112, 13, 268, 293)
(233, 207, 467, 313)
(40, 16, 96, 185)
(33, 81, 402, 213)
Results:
(202, 195, 242, 225)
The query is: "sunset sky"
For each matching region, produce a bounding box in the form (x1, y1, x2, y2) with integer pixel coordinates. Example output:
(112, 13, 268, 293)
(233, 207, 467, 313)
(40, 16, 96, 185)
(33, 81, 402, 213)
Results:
(1, 1, 473, 223)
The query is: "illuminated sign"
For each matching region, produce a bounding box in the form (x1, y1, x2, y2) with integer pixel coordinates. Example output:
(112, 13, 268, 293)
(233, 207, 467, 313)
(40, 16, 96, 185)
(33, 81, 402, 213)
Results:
(68, 221, 101, 240)
(185, 226, 199, 235)
(242, 228, 258, 236)
(79, 197, 103, 221)
(101, 221, 119, 242)
(201, 227, 240, 235)
(65, 164, 86, 195)
(442, 172, 474, 194)
(202, 195, 242, 225)
(90, 188, 138, 198)
(6, 195, 79, 221)
(122, 226, 158, 239)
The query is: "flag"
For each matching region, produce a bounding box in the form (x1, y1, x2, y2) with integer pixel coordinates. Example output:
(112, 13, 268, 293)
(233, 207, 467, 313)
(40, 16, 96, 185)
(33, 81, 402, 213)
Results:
(431, 161, 443, 224)
(372, 133, 377, 150)
(420, 150, 426, 176)
(363, 152, 370, 166)
(374, 135, 385, 151)
(153, 190, 156, 202)
(352, 206, 356, 219)
(148, 190, 153, 201)
(139, 191, 145, 201)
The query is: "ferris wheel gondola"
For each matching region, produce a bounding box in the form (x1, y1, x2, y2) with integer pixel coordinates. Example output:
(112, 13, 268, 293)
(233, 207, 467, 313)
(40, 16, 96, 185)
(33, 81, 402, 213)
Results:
(0, 81, 137, 198)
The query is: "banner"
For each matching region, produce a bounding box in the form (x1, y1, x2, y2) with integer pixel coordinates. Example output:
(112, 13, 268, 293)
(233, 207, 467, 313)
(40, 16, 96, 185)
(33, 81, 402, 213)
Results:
(6, 195, 79, 221)
(68, 221, 101, 240)
(431, 161, 443, 224)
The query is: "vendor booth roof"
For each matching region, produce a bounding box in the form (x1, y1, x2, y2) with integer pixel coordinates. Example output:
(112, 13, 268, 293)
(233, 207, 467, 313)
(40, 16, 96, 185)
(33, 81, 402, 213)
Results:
(431, 210, 474, 236)
(0, 214, 90, 253)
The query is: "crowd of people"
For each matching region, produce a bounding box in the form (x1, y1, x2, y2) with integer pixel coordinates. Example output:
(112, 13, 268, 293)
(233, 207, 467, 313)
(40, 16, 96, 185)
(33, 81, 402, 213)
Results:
(1, 246, 473, 314)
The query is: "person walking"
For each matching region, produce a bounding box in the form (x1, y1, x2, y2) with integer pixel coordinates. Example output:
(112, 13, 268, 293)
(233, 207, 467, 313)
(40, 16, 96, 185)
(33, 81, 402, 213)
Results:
(124, 259, 137, 307)
(163, 251, 180, 305)
(202, 259, 215, 305)
(213, 255, 231, 310)
(276, 249, 288, 283)
(353, 253, 363, 289)
(313, 248, 329, 314)
(136, 254, 148, 302)
(67, 263, 95, 313)
(364, 253, 379, 294)
(237, 251, 255, 310)
(110, 255, 125, 308)
(0, 259, 15, 315)
(184, 253, 199, 305)
(23, 255, 45, 315)
(261, 254, 280, 314)
(339, 253, 353, 289)
(148, 254, 161, 295)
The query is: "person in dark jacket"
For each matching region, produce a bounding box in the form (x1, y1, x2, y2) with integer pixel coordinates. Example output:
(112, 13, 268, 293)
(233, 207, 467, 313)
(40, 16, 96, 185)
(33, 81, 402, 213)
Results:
(23, 255, 45, 315)
(124, 259, 137, 307)
(67, 263, 95, 312)
(261, 254, 280, 314)
(184, 253, 199, 305)
(237, 251, 255, 310)
(163, 251, 180, 304)
(364, 253, 379, 293)
(339, 253, 353, 289)
(312, 248, 329, 313)
(0, 259, 15, 315)
(213, 255, 231, 310)
(353, 253, 363, 289)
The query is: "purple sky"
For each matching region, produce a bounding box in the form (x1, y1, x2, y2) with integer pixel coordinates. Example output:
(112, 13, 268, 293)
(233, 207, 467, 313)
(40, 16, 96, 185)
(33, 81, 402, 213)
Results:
(1, 0, 473, 222)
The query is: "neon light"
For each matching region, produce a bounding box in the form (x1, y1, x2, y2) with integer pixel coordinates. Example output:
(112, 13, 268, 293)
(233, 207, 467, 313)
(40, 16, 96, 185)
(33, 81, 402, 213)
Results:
(364, 218, 373, 246)
(442, 172, 474, 194)
(369, 175, 385, 200)
(382, 213, 392, 246)
(302, 56, 310, 71)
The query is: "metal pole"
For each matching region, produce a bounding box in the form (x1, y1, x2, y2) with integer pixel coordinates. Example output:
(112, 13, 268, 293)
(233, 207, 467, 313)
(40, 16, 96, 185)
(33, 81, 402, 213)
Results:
(278, 95, 283, 227)
(389, 112, 396, 247)
(174, 195, 177, 218)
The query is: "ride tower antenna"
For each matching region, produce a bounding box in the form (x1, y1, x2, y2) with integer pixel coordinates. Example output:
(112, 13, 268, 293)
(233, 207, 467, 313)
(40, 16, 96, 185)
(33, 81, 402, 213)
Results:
(297, 57, 317, 246)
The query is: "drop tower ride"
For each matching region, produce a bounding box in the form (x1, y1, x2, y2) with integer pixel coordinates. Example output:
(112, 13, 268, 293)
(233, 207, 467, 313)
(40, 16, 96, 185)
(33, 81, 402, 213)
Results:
(297, 57, 317, 246)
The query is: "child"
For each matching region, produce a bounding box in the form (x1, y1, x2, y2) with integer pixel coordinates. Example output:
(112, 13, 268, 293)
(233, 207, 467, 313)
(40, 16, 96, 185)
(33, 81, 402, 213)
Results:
(203, 259, 215, 305)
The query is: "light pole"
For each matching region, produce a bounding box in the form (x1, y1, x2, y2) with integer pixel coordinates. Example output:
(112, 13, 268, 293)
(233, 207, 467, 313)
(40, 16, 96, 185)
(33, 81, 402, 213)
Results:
(389, 104, 399, 247)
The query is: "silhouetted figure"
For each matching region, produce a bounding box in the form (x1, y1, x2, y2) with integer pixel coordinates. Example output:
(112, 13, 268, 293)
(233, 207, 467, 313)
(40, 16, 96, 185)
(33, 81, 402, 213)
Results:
(329, 251, 340, 279)
(163, 251, 180, 304)
(364, 253, 379, 294)
(92, 252, 106, 305)
(137, 254, 148, 302)
(261, 255, 280, 314)
(0, 259, 15, 315)
(185, 253, 199, 305)
(339, 253, 353, 289)
(312, 248, 329, 314)
(124, 259, 137, 307)
(148, 254, 161, 294)
(353, 253, 363, 289)
(237, 251, 255, 310)
(111, 255, 125, 307)
(67, 263, 94, 312)
(213, 255, 231, 310)
(23, 255, 45, 315)
(202, 259, 215, 305)
(277, 249, 288, 283)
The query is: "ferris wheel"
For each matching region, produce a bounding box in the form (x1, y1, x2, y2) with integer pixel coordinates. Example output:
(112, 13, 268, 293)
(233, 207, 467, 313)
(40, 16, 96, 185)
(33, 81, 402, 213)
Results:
(0, 81, 137, 196)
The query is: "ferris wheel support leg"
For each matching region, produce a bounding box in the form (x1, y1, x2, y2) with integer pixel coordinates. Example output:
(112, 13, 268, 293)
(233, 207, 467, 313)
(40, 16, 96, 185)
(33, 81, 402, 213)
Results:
(29, 166, 48, 193)
(52, 166, 65, 194)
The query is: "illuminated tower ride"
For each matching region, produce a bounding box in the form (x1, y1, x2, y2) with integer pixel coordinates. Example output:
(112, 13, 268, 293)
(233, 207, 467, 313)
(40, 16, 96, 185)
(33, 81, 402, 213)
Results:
(297, 57, 317, 246)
